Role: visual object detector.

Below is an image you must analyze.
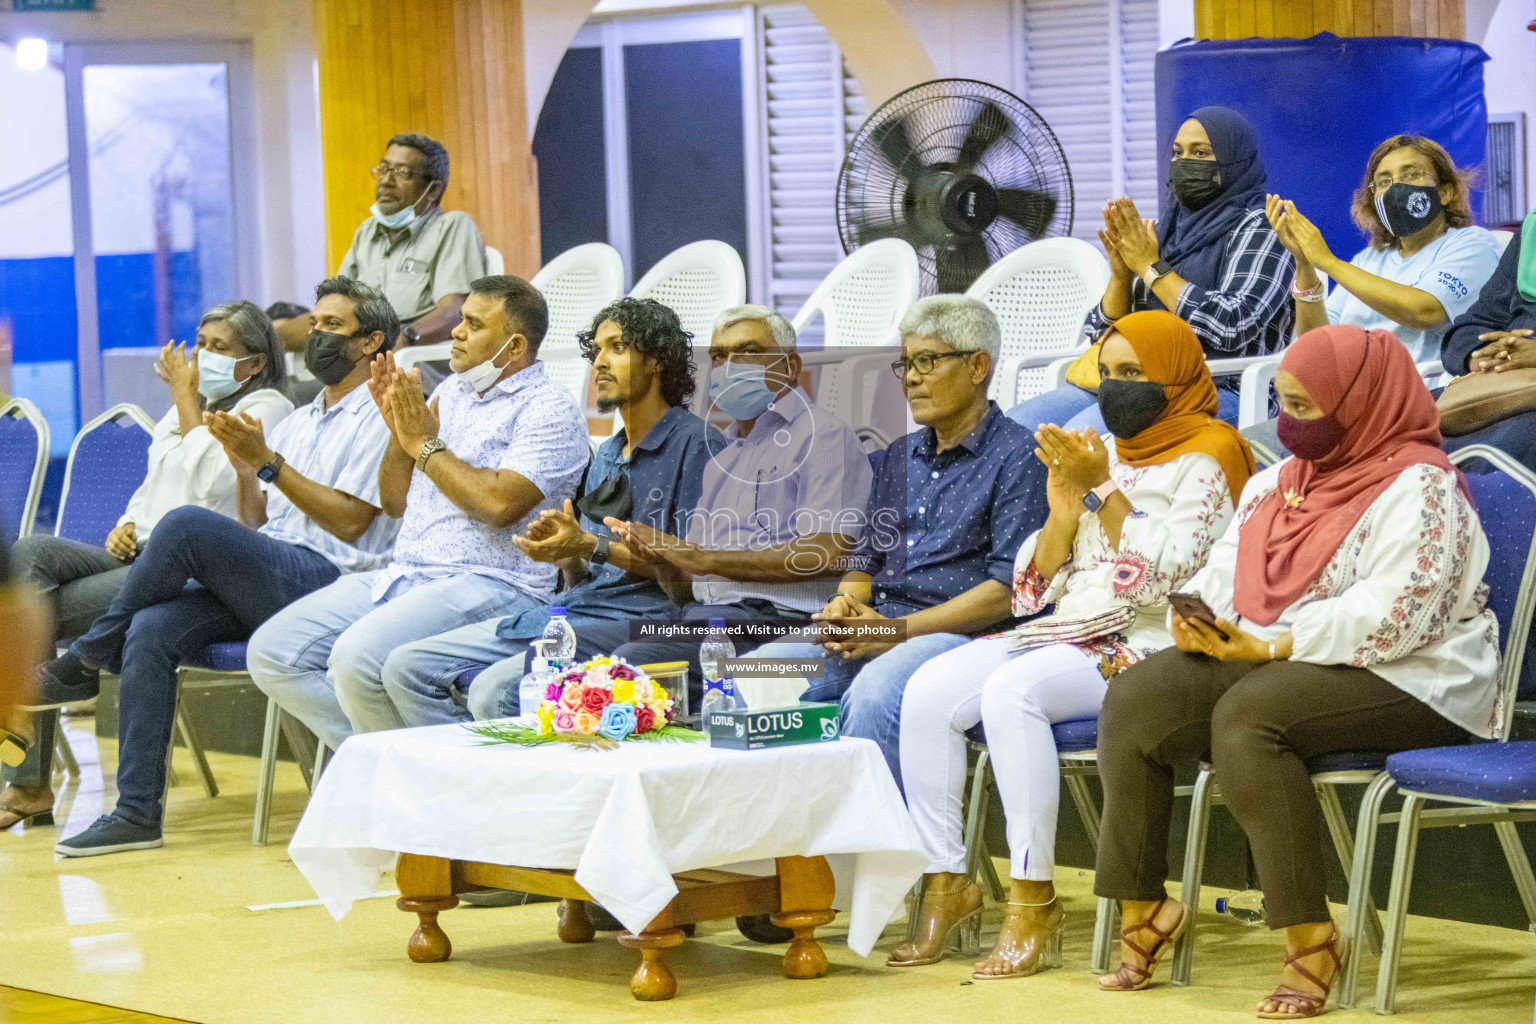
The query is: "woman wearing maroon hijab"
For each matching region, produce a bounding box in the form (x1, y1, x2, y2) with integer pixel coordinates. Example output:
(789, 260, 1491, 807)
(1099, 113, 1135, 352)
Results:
(1089, 325, 1498, 1018)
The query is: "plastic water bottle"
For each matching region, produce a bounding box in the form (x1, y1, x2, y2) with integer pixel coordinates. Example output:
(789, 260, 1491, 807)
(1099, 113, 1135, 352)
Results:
(519, 638, 558, 717)
(541, 607, 577, 666)
(1215, 891, 1267, 926)
(699, 618, 740, 718)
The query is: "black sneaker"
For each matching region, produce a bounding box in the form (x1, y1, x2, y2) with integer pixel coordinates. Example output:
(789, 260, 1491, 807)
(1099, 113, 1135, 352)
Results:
(55, 814, 163, 857)
(23, 651, 101, 711)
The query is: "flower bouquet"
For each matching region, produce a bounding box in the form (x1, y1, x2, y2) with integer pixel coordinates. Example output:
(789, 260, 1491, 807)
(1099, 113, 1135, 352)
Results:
(467, 656, 703, 750)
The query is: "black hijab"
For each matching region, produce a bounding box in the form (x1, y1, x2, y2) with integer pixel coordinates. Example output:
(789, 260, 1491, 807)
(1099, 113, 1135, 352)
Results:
(1155, 105, 1268, 296)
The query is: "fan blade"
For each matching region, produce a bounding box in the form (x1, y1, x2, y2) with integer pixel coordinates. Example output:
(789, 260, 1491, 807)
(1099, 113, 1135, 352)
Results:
(873, 117, 925, 181)
(851, 221, 907, 247)
(995, 188, 1058, 239)
(954, 102, 1009, 173)
(934, 236, 990, 293)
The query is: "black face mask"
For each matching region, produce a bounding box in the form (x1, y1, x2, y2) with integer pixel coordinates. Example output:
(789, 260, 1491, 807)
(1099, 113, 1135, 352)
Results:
(575, 470, 633, 524)
(1374, 182, 1443, 239)
(1169, 158, 1224, 211)
(304, 330, 362, 386)
(1098, 378, 1168, 440)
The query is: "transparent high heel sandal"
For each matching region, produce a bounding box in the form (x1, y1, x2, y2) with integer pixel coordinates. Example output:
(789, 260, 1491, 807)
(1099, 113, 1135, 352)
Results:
(887, 882, 984, 967)
(973, 900, 1066, 980)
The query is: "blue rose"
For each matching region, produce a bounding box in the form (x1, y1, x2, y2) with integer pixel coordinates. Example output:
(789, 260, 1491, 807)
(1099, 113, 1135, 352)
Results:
(598, 702, 637, 742)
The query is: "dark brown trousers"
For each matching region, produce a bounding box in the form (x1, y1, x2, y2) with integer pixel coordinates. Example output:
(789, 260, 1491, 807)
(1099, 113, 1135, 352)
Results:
(1092, 648, 1467, 928)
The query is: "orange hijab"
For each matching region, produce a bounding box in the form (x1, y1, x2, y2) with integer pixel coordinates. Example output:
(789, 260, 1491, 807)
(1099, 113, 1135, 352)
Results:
(1107, 310, 1255, 503)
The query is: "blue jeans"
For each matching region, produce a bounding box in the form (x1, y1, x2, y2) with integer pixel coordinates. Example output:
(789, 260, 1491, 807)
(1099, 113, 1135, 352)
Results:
(1005, 384, 1097, 433)
(753, 632, 973, 792)
(69, 506, 341, 826)
(247, 571, 546, 749)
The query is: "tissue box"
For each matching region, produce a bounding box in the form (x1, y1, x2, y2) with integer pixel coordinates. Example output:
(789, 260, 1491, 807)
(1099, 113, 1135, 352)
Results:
(705, 702, 841, 750)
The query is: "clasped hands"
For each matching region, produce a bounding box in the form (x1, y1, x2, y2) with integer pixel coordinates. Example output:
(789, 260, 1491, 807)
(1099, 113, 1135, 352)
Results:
(811, 592, 895, 662)
(1469, 328, 1536, 375)
(1171, 610, 1281, 662)
(366, 352, 440, 460)
(1099, 197, 1160, 279)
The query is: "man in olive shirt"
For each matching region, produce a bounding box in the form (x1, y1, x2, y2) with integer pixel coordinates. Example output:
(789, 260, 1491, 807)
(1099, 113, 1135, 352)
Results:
(338, 133, 488, 345)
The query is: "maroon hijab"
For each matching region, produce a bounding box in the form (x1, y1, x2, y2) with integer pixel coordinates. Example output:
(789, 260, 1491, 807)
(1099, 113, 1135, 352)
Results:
(1234, 325, 1459, 626)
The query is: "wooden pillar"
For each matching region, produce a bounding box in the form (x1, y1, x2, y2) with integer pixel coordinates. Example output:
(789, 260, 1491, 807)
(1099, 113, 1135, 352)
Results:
(313, 0, 540, 277)
(1194, 0, 1464, 40)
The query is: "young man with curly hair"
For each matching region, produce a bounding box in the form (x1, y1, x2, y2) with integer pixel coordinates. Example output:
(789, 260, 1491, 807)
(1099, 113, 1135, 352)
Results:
(379, 297, 723, 728)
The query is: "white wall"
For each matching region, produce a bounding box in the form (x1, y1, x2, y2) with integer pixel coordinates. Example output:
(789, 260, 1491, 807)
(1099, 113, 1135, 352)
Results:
(1475, 0, 1536, 218)
(0, 0, 326, 306)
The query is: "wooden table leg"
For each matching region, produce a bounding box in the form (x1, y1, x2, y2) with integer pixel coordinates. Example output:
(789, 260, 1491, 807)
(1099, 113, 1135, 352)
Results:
(395, 853, 458, 963)
(771, 855, 838, 980)
(617, 926, 686, 1000)
(557, 898, 596, 943)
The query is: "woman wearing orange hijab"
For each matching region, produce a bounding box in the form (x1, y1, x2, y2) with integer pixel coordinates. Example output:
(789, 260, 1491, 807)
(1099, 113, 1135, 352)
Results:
(1091, 324, 1496, 1018)
(889, 310, 1254, 978)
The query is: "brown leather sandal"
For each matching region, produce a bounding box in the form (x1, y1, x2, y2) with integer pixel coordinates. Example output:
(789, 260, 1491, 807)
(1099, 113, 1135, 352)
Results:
(1256, 926, 1347, 1019)
(1098, 897, 1190, 991)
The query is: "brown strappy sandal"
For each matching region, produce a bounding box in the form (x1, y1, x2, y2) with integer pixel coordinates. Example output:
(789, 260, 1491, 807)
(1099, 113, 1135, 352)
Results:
(1098, 897, 1190, 991)
(1256, 926, 1348, 1019)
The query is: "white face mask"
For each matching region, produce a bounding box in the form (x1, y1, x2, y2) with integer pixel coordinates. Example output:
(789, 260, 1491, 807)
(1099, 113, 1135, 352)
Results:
(369, 180, 433, 230)
(457, 335, 513, 392)
(197, 351, 255, 403)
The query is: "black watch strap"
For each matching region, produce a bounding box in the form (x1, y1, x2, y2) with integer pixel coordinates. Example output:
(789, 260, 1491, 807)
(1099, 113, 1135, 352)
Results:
(257, 452, 285, 483)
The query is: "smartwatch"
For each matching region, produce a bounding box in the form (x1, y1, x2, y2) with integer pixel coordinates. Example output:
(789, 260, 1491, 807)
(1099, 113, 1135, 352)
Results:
(256, 452, 285, 484)
(1143, 259, 1175, 290)
(588, 534, 611, 566)
(1082, 478, 1120, 513)
(416, 437, 448, 471)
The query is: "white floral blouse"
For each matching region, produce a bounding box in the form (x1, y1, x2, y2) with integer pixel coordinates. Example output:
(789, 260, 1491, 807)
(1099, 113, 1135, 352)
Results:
(1188, 461, 1500, 739)
(1012, 443, 1235, 676)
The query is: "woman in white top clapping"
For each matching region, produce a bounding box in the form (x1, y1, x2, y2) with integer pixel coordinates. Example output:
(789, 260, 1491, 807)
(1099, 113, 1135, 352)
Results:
(889, 311, 1255, 977)
(1, 300, 291, 830)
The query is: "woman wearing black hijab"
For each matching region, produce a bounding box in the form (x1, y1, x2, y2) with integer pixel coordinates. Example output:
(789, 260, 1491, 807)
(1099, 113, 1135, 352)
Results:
(1009, 106, 1295, 431)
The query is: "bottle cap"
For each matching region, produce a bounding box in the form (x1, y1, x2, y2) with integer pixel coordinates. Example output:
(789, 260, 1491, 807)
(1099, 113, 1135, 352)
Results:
(551, 607, 566, 616)
(707, 617, 727, 628)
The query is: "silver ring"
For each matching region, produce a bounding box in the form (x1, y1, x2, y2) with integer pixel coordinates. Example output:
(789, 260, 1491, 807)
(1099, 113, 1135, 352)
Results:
(1053, 458, 1060, 465)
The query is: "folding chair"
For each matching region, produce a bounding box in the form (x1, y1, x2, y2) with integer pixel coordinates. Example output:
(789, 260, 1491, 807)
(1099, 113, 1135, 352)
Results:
(0, 397, 49, 543)
(55, 404, 154, 547)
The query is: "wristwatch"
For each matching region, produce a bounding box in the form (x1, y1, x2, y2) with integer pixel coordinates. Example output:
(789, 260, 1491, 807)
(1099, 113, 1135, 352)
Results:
(1143, 259, 1175, 290)
(256, 452, 285, 484)
(1082, 478, 1120, 513)
(588, 534, 611, 566)
(416, 437, 448, 471)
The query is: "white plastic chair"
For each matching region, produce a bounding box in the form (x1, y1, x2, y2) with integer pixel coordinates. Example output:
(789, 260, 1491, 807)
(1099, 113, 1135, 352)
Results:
(967, 239, 1110, 408)
(629, 240, 747, 348)
(532, 242, 625, 412)
(394, 343, 452, 372)
(484, 245, 505, 276)
(790, 239, 919, 443)
(1493, 228, 1514, 255)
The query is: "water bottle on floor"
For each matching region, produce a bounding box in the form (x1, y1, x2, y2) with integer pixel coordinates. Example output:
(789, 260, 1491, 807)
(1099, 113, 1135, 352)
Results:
(699, 618, 740, 719)
(1215, 891, 1266, 926)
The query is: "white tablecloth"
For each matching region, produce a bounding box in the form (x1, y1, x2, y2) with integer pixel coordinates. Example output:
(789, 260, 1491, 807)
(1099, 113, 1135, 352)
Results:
(289, 725, 927, 957)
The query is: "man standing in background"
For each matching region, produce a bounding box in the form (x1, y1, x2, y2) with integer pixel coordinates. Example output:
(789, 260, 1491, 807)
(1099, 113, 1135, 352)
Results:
(339, 133, 488, 346)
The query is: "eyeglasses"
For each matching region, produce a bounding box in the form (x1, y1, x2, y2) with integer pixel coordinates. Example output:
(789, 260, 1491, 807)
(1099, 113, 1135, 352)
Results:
(1370, 166, 1437, 194)
(370, 162, 421, 184)
(890, 350, 973, 379)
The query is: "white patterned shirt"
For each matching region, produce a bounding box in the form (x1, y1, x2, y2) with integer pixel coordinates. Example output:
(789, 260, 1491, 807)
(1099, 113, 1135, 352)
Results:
(259, 383, 399, 574)
(373, 361, 589, 601)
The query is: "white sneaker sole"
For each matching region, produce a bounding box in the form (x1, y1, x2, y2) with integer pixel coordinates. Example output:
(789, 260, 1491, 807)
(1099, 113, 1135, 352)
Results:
(54, 837, 163, 857)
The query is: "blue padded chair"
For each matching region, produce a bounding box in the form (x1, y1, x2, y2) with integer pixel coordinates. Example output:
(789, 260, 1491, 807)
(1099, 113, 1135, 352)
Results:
(0, 397, 49, 543)
(1170, 445, 1536, 995)
(55, 404, 154, 547)
(1332, 445, 1536, 1013)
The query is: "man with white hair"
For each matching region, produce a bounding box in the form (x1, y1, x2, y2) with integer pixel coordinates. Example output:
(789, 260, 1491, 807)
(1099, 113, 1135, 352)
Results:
(591, 303, 874, 706)
(752, 294, 1048, 790)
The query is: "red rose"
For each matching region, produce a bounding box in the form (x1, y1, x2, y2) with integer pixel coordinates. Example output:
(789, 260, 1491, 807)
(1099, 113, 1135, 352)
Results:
(580, 687, 612, 714)
(634, 706, 657, 733)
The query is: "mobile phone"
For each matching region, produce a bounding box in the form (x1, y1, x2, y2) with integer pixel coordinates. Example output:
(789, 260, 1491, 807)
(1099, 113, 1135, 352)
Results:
(1168, 592, 1229, 641)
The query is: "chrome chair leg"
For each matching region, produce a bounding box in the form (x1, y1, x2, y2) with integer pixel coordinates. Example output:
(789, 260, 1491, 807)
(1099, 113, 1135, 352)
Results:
(1493, 818, 1536, 927)
(964, 749, 1006, 901)
(175, 701, 218, 799)
(1170, 764, 1215, 986)
(52, 718, 79, 778)
(1316, 780, 1384, 955)
(1375, 793, 1426, 1015)
(253, 698, 282, 846)
(1064, 771, 1101, 851)
(1090, 896, 1118, 974)
(1338, 771, 1394, 1008)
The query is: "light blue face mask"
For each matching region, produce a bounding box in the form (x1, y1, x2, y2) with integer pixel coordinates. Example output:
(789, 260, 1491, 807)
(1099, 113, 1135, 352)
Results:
(710, 360, 780, 421)
(370, 180, 433, 230)
(197, 350, 255, 404)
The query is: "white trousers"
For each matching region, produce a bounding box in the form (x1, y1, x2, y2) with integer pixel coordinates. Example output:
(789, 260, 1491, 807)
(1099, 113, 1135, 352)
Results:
(899, 638, 1108, 880)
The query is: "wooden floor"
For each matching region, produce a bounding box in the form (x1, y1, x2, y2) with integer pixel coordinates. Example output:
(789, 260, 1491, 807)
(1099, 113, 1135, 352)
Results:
(0, 986, 190, 1023)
